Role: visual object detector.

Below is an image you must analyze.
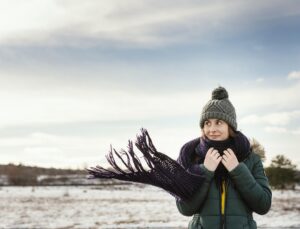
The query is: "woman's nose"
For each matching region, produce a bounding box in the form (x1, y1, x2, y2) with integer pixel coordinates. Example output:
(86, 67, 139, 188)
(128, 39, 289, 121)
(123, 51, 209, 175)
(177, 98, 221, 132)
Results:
(210, 125, 217, 132)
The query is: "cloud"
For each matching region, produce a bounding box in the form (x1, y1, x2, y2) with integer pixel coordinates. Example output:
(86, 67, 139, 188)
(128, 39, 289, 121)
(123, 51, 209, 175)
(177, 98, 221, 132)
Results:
(0, 131, 119, 168)
(1, 79, 300, 167)
(24, 147, 63, 157)
(233, 81, 300, 115)
(264, 126, 300, 135)
(0, 0, 299, 47)
(292, 128, 300, 135)
(0, 0, 218, 46)
(256, 78, 264, 83)
(0, 72, 300, 128)
(288, 71, 300, 80)
(0, 76, 210, 128)
(264, 126, 287, 133)
(0, 131, 108, 151)
(240, 111, 300, 126)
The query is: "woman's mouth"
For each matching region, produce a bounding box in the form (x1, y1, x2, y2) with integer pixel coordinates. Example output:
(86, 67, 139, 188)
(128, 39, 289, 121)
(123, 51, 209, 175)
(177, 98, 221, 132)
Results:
(209, 135, 220, 138)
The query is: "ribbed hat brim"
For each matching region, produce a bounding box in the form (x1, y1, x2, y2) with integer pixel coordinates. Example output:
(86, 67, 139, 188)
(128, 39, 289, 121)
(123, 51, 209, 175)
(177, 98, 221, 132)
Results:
(200, 111, 237, 130)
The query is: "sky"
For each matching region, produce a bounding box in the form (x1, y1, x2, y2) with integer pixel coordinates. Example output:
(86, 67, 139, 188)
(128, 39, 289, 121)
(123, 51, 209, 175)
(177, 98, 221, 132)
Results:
(0, 0, 300, 169)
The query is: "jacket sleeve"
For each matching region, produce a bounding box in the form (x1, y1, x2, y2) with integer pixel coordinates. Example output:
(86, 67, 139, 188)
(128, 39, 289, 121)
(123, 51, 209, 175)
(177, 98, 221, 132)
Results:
(229, 154, 272, 215)
(176, 164, 214, 216)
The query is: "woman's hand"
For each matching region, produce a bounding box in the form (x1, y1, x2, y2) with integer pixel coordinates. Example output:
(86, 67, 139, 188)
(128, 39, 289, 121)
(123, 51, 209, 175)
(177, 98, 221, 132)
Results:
(222, 148, 239, 172)
(204, 147, 222, 172)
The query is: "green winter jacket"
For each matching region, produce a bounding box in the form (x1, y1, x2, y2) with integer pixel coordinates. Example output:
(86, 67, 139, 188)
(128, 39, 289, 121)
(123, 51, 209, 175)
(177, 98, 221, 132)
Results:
(176, 142, 272, 229)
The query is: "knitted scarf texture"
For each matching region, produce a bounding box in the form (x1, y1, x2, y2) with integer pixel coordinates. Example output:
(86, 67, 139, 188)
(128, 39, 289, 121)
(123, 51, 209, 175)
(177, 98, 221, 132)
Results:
(88, 129, 250, 201)
(88, 128, 205, 201)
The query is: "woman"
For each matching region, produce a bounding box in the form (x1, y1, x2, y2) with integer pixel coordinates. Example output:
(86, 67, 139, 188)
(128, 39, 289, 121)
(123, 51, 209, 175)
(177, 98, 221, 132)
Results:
(176, 86, 272, 229)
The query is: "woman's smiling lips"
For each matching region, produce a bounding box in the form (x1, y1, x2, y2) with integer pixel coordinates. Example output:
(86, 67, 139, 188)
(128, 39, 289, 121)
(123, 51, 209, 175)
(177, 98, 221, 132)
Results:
(209, 135, 220, 138)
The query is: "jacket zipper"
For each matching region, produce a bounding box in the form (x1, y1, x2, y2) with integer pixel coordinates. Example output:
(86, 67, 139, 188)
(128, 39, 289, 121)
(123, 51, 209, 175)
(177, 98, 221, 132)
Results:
(223, 179, 229, 229)
(219, 178, 229, 229)
(219, 180, 224, 229)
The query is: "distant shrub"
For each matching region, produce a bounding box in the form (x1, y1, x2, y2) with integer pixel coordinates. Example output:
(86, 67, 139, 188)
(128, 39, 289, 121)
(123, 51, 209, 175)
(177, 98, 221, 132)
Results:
(265, 155, 299, 190)
(6, 163, 37, 186)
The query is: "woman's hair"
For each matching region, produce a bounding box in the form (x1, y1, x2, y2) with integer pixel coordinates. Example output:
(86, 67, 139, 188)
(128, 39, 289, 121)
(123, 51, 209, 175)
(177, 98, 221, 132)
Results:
(229, 126, 237, 138)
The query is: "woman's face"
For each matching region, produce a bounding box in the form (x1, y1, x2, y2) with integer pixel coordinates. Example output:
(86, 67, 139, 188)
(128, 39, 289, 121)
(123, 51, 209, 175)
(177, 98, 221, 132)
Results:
(202, 118, 229, 141)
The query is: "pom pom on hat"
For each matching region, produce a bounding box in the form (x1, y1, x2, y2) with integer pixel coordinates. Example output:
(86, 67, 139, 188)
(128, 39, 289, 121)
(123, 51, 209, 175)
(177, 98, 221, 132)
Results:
(212, 86, 228, 100)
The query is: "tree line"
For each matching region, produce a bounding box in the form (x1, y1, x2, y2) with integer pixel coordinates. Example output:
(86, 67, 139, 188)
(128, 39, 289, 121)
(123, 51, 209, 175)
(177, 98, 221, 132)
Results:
(0, 154, 299, 189)
(0, 163, 86, 186)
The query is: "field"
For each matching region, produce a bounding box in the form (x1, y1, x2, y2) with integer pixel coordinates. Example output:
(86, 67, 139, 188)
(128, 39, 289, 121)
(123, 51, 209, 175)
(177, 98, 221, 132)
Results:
(0, 185, 299, 229)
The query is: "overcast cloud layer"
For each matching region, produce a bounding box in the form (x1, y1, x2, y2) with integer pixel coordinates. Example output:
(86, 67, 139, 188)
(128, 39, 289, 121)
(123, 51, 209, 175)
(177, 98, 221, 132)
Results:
(0, 0, 299, 47)
(0, 0, 299, 168)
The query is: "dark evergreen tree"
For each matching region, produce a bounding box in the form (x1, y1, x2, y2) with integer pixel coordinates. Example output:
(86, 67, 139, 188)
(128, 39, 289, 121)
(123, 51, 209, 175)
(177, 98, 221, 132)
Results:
(265, 155, 298, 190)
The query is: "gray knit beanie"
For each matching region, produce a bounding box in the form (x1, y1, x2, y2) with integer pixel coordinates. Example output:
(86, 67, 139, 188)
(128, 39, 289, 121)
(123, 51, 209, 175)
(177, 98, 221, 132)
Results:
(199, 86, 237, 131)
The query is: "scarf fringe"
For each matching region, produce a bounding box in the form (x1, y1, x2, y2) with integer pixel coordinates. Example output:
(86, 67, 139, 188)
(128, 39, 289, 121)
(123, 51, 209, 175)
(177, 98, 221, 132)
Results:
(87, 128, 205, 201)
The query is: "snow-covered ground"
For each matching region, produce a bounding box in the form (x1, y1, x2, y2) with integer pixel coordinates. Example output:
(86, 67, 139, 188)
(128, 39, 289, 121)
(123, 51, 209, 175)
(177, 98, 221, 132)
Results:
(0, 185, 299, 228)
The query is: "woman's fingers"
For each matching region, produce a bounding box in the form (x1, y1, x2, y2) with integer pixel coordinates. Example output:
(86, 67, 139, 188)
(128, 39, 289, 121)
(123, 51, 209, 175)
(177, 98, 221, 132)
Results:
(207, 147, 215, 155)
(208, 148, 220, 159)
(204, 148, 221, 172)
(221, 149, 239, 172)
(216, 156, 222, 163)
(226, 148, 234, 155)
(212, 150, 219, 157)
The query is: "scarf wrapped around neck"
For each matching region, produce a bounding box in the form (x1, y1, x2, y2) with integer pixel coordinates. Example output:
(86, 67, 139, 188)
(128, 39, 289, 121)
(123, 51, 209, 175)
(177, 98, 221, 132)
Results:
(194, 132, 251, 186)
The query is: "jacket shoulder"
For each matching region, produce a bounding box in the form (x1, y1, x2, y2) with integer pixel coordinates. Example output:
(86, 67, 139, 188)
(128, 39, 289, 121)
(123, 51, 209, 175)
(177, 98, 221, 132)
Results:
(249, 138, 266, 162)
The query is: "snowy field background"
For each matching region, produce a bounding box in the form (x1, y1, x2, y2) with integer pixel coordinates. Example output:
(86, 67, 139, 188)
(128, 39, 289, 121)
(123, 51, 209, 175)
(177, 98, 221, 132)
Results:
(0, 185, 299, 229)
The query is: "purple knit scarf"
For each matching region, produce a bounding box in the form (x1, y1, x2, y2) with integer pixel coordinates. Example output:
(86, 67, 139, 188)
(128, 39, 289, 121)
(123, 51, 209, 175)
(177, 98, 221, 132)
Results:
(87, 128, 206, 201)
